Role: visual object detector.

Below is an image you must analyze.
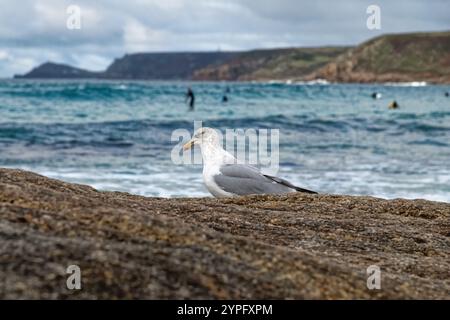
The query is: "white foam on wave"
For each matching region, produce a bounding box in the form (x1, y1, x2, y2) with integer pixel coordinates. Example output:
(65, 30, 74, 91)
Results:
(286, 169, 450, 204)
(292, 79, 330, 85)
(5, 164, 449, 202)
(383, 81, 427, 87)
(266, 80, 285, 84)
(263, 78, 330, 85)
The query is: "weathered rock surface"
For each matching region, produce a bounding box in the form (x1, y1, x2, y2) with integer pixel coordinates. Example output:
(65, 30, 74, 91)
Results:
(0, 168, 449, 299)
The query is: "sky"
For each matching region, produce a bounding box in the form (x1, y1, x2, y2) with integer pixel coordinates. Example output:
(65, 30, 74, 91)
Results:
(0, 0, 448, 77)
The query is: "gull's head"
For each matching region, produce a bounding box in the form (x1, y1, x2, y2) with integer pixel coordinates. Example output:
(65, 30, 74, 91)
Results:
(183, 127, 220, 151)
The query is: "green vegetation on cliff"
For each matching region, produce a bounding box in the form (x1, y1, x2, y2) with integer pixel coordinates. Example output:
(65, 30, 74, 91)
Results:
(192, 47, 348, 81)
(310, 31, 450, 83)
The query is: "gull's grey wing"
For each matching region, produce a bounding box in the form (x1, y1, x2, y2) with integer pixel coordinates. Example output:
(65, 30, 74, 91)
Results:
(214, 164, 316, 196)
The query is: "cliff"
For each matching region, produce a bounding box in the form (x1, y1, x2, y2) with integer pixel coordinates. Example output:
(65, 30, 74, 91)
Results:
(0, 168, 449, 299)
(103, 52, 239, 80)
(13, 62, 100, 79)
(14, 52, 240, 80)
(191, 47, 348, 81)
(14, 31, 450, 83)
(306, 31, 450, 83)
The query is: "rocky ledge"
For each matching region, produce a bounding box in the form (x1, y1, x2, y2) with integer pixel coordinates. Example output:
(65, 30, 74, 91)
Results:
(0, 168, 449, 299)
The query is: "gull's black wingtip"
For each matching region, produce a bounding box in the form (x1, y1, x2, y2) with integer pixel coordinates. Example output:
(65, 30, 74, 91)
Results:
(294, 186, 318, 194)
(263, 174, 318, 194)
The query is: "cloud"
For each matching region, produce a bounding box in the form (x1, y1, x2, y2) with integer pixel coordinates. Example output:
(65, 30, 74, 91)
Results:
(123, 19, 169, 52)
(0, 0, 449, 77)
(0, 49, 38, 77)
(69, 54, 112, 72)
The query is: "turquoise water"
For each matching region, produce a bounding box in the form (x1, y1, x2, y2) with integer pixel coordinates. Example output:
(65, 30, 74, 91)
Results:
(1, 79, 449, 201)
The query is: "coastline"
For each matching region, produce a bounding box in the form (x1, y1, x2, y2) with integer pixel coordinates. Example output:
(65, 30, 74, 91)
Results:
(1, 168, 449, 299)
(5, 78, 450, 87)
(6, 77, 449, 85)
(13, 31, 450, 85)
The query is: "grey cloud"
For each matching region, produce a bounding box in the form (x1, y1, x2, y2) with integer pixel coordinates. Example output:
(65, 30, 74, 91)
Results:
(0, 0, 448, 77)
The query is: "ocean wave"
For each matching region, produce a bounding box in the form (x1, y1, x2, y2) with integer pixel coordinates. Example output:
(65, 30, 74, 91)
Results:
(408, 139, 449, 147)
(293, 79, 330, 85)
(2, 113, 449, 152)
(262, 79, 330, 86)
(0, 82, 151, 100)
(383, 81, 427, 87)
(398, 122, 450, 133)
(2, 80, 450, 202)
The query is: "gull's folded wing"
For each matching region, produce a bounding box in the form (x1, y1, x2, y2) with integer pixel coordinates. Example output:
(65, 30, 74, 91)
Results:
(214, 164, 316, 196)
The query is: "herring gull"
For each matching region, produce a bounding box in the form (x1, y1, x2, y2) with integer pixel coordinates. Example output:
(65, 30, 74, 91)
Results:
(183, 127, 317, 198)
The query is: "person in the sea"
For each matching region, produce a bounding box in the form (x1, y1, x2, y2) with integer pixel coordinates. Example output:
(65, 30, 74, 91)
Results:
(222, 87, 230, 103)
(371, 92, 382, 99)
(388, 100, 399, 109)
(185, 87, 195, 110)
(445, 92, 449, 97)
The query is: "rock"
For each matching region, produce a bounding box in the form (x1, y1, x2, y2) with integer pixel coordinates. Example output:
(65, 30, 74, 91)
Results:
(0, 168, 449, 299)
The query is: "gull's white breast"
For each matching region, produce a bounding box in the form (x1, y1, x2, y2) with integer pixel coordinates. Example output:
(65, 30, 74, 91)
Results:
(203, 164, 234, 198)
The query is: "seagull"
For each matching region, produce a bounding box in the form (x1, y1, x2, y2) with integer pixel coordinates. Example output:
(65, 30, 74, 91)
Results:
(183, 127, 317, 198)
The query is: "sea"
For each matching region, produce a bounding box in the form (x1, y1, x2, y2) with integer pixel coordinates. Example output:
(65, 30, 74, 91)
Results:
(0, 79, 449, 202)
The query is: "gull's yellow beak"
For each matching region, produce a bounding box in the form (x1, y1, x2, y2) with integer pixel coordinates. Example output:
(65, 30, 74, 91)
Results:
(183, 139, 195, 151)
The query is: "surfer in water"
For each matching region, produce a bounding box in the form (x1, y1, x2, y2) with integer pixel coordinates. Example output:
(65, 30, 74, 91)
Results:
(371, 92, 382, 99)
(186, 87, 195, 110)
(222, 86, 230, 103)
(389, 100, 399, 109)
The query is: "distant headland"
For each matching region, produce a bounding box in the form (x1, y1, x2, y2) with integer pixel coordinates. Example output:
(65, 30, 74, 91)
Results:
(14, 31, 450, 84)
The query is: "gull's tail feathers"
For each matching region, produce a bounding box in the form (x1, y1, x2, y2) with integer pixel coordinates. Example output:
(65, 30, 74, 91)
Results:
(263, 174, 318, 194)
